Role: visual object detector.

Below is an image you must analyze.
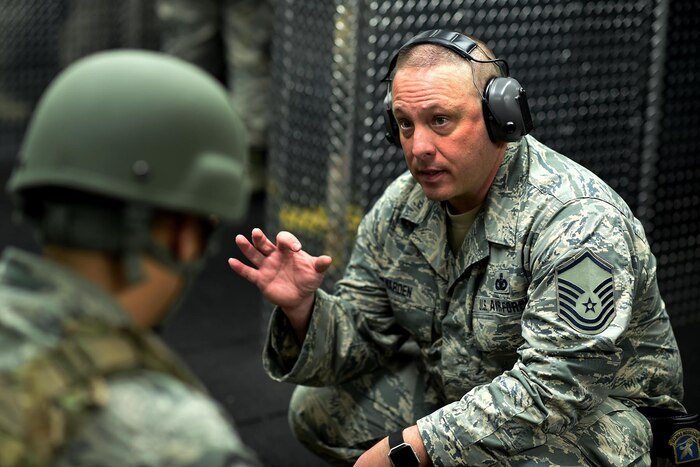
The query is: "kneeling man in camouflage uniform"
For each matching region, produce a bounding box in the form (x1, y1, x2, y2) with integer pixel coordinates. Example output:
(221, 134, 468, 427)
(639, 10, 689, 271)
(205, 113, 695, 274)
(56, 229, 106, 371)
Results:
(230, 30, 691, 466)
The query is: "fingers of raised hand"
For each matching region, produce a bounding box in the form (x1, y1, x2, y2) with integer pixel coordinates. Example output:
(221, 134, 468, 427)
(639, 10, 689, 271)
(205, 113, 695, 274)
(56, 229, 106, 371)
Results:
(227, 257, 259, 284)
(235, 233, 267, 266)
(251, 228, 277, 256)
(314, 255, 333, 274)
(275, 231, 302, 252)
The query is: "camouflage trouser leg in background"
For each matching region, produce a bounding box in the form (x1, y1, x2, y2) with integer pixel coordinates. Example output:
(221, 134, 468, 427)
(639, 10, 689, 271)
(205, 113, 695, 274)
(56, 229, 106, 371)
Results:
(156, 0, 271, 192)
(221, 0, 272, 150)
(154, 0, 220, 72)
(155, 0, 272, 149)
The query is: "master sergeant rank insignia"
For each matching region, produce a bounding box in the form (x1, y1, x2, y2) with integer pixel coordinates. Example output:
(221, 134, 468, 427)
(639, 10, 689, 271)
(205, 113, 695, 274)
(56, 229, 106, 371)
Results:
(555, 250, 616, 335)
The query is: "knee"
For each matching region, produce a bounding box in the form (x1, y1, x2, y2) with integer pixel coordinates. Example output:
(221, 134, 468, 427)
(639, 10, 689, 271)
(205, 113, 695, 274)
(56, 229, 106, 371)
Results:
(288, 385, 372, 466)
(288, 385, 335, 444)
(288, 385, 313, 439)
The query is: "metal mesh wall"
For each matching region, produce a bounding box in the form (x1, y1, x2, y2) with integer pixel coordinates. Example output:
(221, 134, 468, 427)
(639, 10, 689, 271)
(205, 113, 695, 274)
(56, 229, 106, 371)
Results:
(267, 0, 700, 324)
(0, 1, 63, 160)
(647, 0, 700, 325)
(265, 0, 340, 265)
(0, 0, 160, 166)
(353, 0, 652, 210)
(1, 1, 698, 325)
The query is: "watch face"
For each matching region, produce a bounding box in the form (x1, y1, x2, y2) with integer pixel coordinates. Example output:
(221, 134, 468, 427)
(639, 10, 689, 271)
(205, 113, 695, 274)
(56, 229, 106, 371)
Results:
(389, 443, 420, 467)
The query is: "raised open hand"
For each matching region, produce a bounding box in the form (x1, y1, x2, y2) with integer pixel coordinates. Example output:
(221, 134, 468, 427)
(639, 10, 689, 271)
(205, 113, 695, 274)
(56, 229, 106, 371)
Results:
(228, 228, 332, 337)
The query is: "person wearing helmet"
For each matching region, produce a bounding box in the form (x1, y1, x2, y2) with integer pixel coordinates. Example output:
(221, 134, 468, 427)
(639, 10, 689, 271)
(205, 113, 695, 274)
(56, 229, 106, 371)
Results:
(0, 50, 261, 466)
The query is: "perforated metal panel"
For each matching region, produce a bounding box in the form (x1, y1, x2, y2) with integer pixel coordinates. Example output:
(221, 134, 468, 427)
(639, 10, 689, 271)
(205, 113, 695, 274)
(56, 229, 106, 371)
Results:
(353, 0, 653, 210)
(0, 1, 63, 161)
(647, 0, 700, 325)
(1, 0, 698, 324)
(265, 1, 343, 267)
(0, 0, 160, 165)
(267, 0, 699, 324)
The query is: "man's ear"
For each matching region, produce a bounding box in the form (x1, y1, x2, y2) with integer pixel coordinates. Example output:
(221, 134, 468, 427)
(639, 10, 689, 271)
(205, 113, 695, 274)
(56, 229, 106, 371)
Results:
(151, 214, 205, 263)
(175, 215, 206, 262)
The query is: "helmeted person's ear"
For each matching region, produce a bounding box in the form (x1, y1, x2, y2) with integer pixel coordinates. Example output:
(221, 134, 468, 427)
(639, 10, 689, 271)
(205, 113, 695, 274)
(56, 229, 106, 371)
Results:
(175, 216, 208, 263)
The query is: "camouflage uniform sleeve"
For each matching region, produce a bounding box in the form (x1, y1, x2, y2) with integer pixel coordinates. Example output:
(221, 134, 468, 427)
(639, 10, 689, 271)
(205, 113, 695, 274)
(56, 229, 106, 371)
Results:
(417, 198, 656, 465)
(53, 370, 262, 467)
(263, 180, 411, 386)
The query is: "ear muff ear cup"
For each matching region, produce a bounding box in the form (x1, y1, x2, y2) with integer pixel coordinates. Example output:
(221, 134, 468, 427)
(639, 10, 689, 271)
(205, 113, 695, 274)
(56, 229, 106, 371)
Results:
(383, 87, 401, 147)
(482, 76, 534, 143)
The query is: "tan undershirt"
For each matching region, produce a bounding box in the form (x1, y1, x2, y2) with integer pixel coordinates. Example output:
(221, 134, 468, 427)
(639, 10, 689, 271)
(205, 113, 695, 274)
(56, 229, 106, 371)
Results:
(446, 203, 481, 256)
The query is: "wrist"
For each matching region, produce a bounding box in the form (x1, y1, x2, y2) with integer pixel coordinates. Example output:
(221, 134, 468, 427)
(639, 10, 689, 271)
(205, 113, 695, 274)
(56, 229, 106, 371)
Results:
(282, 294, 315, 342)
(388, 429, 420, 467)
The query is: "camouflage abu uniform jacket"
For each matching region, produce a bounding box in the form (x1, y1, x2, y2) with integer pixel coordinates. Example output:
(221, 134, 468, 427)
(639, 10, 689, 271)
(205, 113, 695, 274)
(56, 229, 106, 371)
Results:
(263, 135, 684, 464)
(0, 248, 261, 467)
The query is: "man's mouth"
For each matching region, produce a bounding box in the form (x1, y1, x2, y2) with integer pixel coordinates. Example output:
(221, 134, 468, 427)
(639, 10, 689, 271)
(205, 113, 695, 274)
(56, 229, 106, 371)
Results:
(417, 168, 445, 182)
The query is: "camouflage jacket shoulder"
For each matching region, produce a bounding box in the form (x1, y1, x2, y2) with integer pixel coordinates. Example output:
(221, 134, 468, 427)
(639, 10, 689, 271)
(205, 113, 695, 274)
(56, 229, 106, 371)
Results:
(0, 248, 261, 467)
(353, 136, 643, 254)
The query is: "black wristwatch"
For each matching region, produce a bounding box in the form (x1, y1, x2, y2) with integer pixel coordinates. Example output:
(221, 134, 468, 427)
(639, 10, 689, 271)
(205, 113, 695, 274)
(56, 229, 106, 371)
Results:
(388, 430, 420, 467)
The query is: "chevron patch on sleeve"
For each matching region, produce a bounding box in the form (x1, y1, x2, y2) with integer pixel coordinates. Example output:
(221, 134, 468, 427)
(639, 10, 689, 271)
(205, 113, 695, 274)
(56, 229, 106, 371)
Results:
(555, 250, 616, 335)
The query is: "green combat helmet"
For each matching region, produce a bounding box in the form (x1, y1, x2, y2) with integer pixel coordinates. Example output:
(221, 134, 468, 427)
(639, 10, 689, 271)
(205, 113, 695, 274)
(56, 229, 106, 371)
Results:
(6, 49, 250, 280)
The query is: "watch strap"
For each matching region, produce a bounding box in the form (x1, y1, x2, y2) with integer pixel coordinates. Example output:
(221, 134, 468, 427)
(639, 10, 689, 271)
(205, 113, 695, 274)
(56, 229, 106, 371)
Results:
(389, 430, 404, 449)
(388, 430, 420, 467)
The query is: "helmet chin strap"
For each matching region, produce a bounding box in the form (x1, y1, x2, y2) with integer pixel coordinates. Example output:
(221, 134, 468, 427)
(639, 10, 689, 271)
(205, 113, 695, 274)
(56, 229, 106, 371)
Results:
(122, 203, 217, 331)
(144, 230, 215, 333)
(122, 204, 153, 284)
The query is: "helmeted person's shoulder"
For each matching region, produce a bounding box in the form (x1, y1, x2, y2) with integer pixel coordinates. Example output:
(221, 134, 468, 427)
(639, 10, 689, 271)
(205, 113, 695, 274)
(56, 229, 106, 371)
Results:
(54, 369, 262, 466)
(0, 248, 130, 326)
(0, 248, 131, 370)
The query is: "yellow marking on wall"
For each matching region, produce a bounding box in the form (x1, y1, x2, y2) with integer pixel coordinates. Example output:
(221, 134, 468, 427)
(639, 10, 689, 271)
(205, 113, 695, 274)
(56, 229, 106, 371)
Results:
(279, 203, 362, 236)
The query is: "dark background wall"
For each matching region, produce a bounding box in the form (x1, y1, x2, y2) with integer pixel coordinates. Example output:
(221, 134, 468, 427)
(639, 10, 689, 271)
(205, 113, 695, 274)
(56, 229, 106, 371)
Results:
(0, 1, 697, 464)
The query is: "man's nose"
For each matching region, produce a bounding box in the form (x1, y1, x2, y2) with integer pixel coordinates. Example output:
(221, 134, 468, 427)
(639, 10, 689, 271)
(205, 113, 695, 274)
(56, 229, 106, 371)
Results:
(410, 125, 436, 158)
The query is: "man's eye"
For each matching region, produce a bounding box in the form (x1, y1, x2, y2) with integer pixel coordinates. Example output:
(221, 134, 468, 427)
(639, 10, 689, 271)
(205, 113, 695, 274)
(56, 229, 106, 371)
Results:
(434, 116, 448, 126)
(398, 120, 413, 130)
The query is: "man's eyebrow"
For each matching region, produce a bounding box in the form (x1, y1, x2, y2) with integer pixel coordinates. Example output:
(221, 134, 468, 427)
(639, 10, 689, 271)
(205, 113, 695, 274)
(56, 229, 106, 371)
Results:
(392, 103, 458, 115)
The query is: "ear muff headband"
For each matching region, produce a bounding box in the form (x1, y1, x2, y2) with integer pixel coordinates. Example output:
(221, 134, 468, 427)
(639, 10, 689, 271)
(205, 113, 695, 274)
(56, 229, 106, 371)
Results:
(382, 29, 533, 146)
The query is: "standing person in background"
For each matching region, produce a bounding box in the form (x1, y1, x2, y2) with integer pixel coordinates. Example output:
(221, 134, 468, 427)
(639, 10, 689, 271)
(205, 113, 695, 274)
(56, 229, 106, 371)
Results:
(156, 0, 273, 193)
(0, 50, 261, 466)
(230, 29, 693, 466)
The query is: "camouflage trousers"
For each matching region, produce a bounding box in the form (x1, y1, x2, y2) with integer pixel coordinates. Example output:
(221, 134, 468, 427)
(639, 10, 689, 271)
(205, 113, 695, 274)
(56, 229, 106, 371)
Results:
(156, 0, 272, 149)
(288, 349, 653, 466)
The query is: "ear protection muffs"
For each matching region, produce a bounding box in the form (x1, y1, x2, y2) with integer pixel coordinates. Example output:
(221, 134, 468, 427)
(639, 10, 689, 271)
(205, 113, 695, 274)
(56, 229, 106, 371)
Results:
(382, 29, 534, 146)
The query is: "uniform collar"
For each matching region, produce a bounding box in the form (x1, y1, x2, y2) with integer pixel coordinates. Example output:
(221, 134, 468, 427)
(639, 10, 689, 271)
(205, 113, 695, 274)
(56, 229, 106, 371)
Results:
(397, 182, 449, 278)
(399, 137, 529, 248)
(481, 137, 529, 247)
(394, 139, 526, 281)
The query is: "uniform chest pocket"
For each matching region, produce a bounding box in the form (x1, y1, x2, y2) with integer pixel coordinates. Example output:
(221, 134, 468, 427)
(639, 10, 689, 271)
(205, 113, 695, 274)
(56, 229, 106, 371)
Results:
(472, 295, 526, 352)
(384, 277, 437, 345)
